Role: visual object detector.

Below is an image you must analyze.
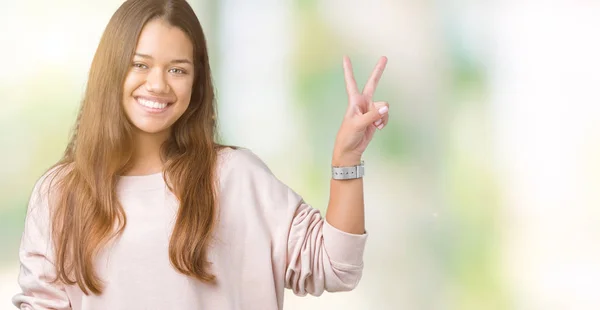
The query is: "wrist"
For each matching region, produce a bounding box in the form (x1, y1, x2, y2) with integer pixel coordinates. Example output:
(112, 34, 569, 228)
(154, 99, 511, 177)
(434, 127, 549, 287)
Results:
(332, 153, 362, 167)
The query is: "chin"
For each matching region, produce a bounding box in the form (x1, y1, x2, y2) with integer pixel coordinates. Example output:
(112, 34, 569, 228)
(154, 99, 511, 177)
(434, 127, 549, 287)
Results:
(132, 124, 171, 135)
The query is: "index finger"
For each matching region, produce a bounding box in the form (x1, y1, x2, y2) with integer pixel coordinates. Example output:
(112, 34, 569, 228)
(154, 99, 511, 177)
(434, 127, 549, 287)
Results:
(362, 56, 388, 98)
(343, 55, 359, 97)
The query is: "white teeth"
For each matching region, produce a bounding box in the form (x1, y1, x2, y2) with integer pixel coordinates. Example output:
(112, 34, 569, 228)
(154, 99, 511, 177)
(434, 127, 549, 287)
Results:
(137, 98, 168, 109)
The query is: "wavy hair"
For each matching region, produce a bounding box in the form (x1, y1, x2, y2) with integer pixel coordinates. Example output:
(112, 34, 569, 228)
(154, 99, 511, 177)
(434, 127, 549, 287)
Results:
(44, 0, 232, 295)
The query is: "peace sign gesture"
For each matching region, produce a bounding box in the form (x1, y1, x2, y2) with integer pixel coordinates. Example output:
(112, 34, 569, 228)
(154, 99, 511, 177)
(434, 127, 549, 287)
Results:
(332, 56, 389, 166)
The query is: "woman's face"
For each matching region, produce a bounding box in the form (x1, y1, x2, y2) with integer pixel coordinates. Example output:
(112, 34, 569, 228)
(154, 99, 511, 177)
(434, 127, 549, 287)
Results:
(122, 18, 195, 136)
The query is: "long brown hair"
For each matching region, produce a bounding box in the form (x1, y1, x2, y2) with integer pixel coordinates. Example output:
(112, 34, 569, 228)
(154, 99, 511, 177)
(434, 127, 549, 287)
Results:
(43, 0, 230, 295)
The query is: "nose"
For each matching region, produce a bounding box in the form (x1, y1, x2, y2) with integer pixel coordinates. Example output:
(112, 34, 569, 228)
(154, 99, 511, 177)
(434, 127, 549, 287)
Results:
(145, 68, 170, 94)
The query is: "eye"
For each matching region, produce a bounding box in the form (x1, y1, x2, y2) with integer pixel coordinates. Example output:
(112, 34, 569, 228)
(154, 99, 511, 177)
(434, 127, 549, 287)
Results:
(132, 62, 148, 69)
(169, 68, 186, 75)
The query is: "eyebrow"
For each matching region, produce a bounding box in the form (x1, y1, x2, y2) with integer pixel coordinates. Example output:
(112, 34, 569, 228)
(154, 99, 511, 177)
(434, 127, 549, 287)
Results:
(134, 53, 193, 65)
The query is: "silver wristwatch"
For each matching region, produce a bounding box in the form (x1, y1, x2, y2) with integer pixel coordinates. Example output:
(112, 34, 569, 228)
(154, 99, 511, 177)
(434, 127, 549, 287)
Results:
(332, 160, 365, 180)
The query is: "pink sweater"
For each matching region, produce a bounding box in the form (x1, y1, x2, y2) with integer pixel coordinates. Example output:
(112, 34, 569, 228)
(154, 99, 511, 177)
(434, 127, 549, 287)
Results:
(13, 148, 368, 310)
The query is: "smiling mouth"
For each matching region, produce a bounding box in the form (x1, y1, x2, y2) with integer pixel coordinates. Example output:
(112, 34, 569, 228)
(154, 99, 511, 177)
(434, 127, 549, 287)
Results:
(135, 97, 174, 111)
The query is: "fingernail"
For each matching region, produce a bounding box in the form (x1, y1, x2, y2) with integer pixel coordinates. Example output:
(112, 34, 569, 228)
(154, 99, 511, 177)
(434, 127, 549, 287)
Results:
(377, 124, 384, 130)
(378, 106, 388, 115)
(374, 119, 383, 126)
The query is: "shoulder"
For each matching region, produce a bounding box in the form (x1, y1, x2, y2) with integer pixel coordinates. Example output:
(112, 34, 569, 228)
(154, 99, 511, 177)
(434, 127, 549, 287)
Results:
(29, 163, 73, 210)
(216, 146, 296, 198)
(36, 163, 72, 191)
(217, 146, 273, 178)
(216, 147, 303, 214)
(23, 164, 71, 230)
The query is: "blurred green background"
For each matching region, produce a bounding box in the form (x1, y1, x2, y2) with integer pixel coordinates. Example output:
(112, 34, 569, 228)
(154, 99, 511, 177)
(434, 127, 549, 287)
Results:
(2, 1, 600, 309)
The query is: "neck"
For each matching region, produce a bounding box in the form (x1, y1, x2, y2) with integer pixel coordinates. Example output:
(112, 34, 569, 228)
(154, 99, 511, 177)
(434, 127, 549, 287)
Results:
(124, 129, 170, 176)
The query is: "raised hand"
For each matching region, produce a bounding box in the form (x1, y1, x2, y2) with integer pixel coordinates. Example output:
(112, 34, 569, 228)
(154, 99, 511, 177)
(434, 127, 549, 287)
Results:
(332, 56, 389, 166)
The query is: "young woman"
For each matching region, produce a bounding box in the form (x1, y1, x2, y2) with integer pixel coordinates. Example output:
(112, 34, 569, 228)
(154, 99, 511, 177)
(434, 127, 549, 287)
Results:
(12, 0, 390, 309)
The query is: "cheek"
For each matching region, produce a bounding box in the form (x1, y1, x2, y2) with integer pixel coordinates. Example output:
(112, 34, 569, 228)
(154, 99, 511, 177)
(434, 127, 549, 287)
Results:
(122, 74, 140, 98)
(174, 80, 194, 105)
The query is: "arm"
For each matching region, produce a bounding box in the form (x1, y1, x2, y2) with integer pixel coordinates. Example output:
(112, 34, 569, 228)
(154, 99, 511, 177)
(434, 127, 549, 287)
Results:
(326, 158, 365, 235)
(284, 196, 367, 296)
(232, 149, 368, 297)
(285, 56, 390, 295)
(12, 176, 72, 310)
(325, 56, 389, 235)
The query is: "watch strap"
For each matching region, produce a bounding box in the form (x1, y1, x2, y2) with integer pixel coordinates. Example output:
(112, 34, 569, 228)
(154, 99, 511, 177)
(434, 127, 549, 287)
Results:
(332, 160, 365, 180)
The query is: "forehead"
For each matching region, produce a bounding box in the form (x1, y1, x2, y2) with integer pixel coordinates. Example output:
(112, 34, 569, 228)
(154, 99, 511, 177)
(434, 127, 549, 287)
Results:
(135, 18, 193, 61)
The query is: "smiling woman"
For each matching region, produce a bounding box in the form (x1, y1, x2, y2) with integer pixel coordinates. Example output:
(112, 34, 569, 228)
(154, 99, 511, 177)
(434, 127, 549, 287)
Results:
(121, 18, 197, 174)
(11, 0, 389, 309)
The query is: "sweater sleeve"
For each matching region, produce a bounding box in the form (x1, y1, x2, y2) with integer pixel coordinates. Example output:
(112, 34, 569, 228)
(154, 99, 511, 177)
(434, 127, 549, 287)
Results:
(12, 176, 72, 310)
(283, 193, 368, 296)
(223, 148, 368, 297)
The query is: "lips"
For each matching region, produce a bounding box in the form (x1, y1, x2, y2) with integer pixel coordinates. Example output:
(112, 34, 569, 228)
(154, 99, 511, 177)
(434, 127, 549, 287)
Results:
(134, 97, 173, 113)
(134, 96, 174, 112)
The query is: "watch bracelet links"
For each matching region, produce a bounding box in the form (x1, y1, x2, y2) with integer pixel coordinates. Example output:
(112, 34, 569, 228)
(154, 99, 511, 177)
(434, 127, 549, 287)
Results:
(331, 160, 364, 180)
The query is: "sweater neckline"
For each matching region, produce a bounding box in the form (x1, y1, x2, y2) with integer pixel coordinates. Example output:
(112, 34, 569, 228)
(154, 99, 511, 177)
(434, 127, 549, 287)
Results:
(117, 171, 165, 192)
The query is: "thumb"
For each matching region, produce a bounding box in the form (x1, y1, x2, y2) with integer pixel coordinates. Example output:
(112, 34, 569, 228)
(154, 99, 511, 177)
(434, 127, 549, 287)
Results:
(359, 101, 388, 128)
